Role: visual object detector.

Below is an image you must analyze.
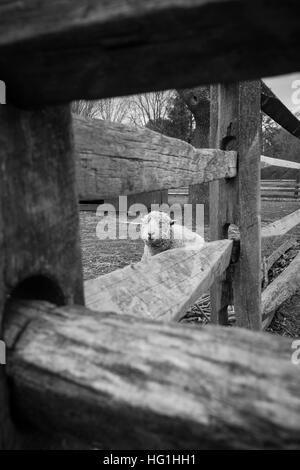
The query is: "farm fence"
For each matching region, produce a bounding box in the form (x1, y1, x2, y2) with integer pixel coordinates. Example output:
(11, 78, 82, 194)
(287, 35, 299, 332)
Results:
(0, 0, 300, 450)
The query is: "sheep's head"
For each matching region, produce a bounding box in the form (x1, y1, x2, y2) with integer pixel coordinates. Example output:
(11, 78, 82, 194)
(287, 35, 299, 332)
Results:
(141, 211, 175, 250)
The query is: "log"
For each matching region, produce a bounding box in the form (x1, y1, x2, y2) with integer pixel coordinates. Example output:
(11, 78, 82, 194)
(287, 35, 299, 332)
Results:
(265, 238, 297, 273)
(85, 240, 233, 322)
(4, 299, 300, 450)
(75, 116, 237, 200)
(260, 238, 297, 286)
(2, 1, 300, 106)
(261, 156, 300, 170)
(209, 81, 262, 329)
(262, 251, 300, 329)
(0, 104, 84, 449)
(262, 209, 300, 238)
(262, 180, 297, 185)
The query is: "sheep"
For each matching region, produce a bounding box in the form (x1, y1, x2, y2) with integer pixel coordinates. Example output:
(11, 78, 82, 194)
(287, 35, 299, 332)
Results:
(139, 211, 205, 261)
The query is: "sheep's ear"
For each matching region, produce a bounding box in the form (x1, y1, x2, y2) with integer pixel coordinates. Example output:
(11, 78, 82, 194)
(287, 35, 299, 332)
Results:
(170, 219, 176, 226)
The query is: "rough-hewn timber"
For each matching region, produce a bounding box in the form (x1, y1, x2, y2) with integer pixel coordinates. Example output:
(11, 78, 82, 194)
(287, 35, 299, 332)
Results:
(85, 240, 233, 322)
(74, 116, 236, 200)
(262, 209, 300, 238)
(1, 1, 300, 106)
(262, 252, 300, 329)
(209, 81, 262, 330)
(0, 104, 84, 449)
(261, 155, 300, 170)
(4, 299, 300, 449)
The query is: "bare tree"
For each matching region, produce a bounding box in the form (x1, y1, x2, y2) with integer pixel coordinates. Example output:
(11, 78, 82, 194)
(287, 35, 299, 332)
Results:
(128, 91, 174, 128)
(72, 100, 100, 119)
(72, 97, 130, 123)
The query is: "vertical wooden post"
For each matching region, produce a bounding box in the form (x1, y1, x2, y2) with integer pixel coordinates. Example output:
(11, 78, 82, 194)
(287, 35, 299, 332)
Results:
(0, 104, 84, 448)
(209, 81, 262, 330)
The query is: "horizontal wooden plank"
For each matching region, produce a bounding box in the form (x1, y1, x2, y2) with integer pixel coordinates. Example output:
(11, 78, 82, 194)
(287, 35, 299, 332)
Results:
(261, 196, 299, 201)
(261, 82, 300, 140)
(261, 156, 300, 170)
(262, 180, 297, 185)
(261, 209, 300, 238)
(75, 117, 237, 200)
(262, 184, 296, 188)
(260, 237, 297, 286)
(1, 1, 300, 105)
(262, 251, 300, 329)
(4, 299, 300, 449)
(261, 189, 296, 193)
(85, 240, 233, 322)
(265, 238, 297, 273)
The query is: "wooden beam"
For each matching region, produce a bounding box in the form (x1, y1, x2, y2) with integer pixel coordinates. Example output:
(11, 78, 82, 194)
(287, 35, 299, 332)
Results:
(262, 252, 300, 329)
(0, 104, 84, 449)
(4, 299, 300, 449)
(262, 209, 300, 238)
(209, 81, 262, 330)
(265, 238, 297, 274)
(261, 81, 300, 140)
(85, 240, 233, 322)
(260, 238, 297, 286)
(1, 1, 300, 106)
(261, 155, 300, 170)
(75, 116, 236, 200)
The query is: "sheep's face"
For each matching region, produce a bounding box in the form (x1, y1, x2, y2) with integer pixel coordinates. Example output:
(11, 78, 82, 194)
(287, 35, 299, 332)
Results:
(141, 211, 174, 249)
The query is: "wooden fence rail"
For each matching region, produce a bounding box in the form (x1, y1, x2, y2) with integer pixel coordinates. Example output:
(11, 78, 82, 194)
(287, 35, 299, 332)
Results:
(262, 209, 300, 239)
(75, 117, 236, 200)
(85, 240, 233, 321)
(262, 252, 300, 329)
(261, 156, 300, 170)
(2, 1, 300, 107)
(4, 299, 300, 450)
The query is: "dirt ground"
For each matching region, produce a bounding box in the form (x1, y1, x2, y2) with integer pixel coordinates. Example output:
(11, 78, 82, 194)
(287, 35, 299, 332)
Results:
(80, 199, 300, 337)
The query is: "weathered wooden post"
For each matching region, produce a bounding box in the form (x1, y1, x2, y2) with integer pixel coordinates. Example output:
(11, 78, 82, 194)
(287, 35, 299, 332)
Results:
(0, 104, 84, 448)
(209, 81, 262, 329)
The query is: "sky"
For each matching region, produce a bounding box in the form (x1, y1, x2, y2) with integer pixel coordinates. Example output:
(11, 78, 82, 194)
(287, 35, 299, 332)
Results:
(264, 73, 300, 114)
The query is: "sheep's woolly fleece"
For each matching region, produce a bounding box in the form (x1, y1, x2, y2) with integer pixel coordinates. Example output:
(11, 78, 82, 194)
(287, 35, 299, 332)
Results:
(140, 211, 205, 261)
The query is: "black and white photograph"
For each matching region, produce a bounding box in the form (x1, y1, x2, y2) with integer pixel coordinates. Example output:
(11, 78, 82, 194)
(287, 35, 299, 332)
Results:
(0, 0, 299, 453)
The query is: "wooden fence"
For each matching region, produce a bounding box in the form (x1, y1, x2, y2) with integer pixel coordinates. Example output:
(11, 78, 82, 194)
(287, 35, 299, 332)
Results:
(261, 179, 300, 200)
(1, 0, 300, 450)
(169, 178, 300, 204)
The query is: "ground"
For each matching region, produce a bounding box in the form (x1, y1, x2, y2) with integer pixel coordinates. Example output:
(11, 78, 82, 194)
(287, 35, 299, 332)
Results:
(80, 200, 300, 337)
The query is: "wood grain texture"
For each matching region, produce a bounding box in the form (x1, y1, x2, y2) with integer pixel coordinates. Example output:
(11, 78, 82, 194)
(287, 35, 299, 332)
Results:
(85, 240, 233, 322)
(260, 238, 296, 287)
(265, 238, 297, 274)
(262, 252, 300, 329)
(209, 82, 262, 330)
(261, 155, 300, 170)
(74, 116, 237, 200)
(262, 209, 300, 238)
(1, 1, 300, 105)
(4, 299, 300, 450)
(0, 104, 84, 448)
